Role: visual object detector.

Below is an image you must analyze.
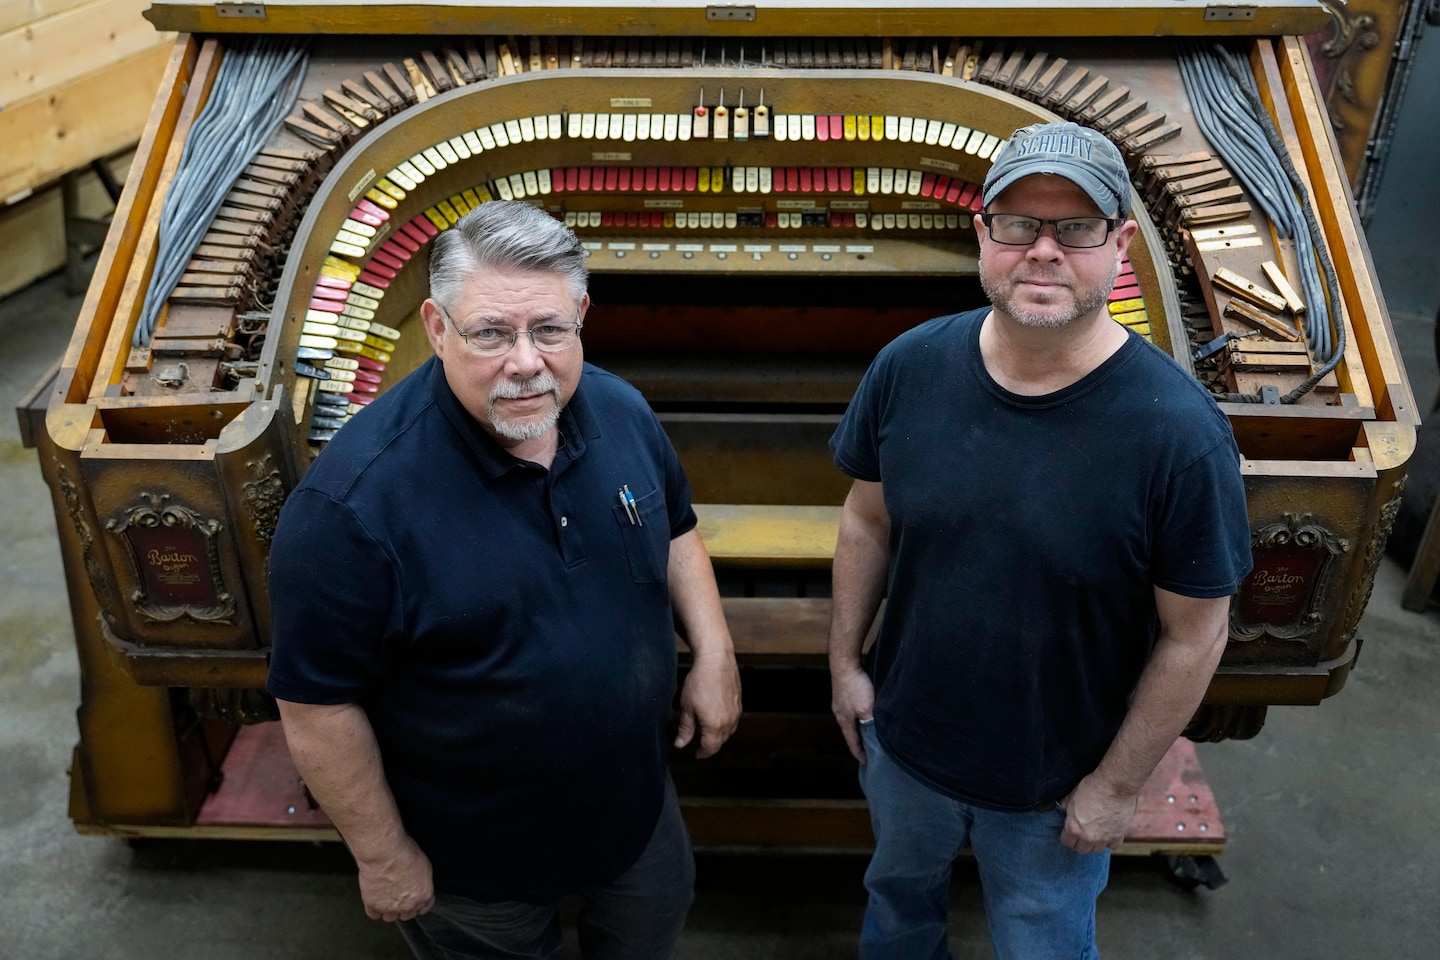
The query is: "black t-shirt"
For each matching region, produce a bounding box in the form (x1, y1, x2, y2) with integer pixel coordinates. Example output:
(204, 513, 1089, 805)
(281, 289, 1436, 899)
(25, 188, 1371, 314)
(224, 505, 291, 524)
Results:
(267, 356, 696, 901)
(830, 309, 1252, 809)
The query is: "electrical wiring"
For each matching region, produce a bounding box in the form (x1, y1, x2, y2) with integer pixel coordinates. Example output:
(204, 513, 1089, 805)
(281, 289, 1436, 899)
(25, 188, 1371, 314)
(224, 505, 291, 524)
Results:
(134, 38, 309, 348)
(1177, 40, 1344, 403)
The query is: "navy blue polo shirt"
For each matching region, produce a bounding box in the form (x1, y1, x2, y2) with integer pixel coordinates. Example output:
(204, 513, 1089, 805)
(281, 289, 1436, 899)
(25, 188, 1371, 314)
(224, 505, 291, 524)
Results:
(267, 355, 696, 902)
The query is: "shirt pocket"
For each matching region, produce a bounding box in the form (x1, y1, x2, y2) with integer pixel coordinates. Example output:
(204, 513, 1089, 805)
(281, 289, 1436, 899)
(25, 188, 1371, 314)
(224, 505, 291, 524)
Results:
(610, 487, 668, 583)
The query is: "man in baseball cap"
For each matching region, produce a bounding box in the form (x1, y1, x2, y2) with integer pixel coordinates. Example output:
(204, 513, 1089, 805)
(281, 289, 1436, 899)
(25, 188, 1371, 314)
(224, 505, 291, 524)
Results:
(828, 120, 1249, 957)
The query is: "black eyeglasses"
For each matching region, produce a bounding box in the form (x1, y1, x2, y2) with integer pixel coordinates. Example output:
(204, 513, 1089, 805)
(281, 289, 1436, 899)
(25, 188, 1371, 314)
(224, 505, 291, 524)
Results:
(440, 306, 584, 357)
(979, 213, 1120, 249)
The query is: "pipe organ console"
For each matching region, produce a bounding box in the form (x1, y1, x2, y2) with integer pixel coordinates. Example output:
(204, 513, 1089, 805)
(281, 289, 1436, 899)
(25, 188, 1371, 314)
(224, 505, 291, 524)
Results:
(25, 2, 1415, 848)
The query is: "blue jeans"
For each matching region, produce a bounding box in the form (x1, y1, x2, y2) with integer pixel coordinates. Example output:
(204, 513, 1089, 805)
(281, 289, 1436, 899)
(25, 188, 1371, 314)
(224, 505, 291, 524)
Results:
(857, 719, 1109, 960)
(398, 778, 694, 960)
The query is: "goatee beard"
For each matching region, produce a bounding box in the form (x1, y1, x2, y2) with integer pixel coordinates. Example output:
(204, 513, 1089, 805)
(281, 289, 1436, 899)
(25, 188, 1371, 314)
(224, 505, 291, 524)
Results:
(488, 373, 562, 441)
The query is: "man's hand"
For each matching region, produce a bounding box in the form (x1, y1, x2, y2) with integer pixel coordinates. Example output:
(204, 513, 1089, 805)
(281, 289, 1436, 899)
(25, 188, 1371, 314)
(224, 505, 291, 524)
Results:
(830, 663, 875, 763)
(1059, 773, 1139, 853)
(355, 834, 436, 922)
(674, 650, 741, 758)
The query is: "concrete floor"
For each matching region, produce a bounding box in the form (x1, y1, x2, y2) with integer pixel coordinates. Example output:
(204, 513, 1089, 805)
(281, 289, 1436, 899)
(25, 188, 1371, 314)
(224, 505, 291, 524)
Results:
(2, 265, 1439, 960)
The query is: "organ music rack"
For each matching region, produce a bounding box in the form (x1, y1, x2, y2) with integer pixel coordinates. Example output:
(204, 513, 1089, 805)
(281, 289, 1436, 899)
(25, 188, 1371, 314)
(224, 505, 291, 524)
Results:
(22, 1, 1414, 853)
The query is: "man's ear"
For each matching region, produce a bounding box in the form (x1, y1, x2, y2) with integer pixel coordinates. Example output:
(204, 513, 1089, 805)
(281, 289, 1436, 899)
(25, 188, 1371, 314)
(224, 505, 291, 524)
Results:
(420, 299, 447, 356)
(1114, 218, 1139, 261)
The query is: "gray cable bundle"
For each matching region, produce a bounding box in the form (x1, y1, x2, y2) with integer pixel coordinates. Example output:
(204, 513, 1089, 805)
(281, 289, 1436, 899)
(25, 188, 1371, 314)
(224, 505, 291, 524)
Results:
(133, 38, 309, 348)
(1177, 40, 1345, 402)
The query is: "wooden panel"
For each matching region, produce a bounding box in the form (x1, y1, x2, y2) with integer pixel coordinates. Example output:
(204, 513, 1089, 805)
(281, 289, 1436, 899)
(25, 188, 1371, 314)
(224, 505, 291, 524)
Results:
(1119, 738, 1225, 855)
(716, 597, 831, 660)
(694, 503, 840, 567)
(143, 0, 1332, 38)
(0, 0, 89, 35)
(0, 43, 171, 200)
(0, 0, 166, 105)
(195, 721, 333, 830)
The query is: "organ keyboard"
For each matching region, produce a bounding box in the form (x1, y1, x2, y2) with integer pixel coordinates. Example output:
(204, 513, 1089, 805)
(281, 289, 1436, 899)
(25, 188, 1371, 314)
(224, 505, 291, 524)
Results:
(24, 1, 1415, 847)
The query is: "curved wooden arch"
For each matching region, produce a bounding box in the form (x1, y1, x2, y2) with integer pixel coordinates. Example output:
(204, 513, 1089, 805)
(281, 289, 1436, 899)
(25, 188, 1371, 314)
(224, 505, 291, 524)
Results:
(260, 67, 1183, 413)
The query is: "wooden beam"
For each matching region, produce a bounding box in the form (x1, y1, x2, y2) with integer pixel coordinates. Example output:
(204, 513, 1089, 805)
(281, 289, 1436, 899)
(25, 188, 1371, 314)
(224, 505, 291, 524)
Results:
(0, 0, 164, 106)
(143, 0, 1333, 38)
(0, 42, 171, 201)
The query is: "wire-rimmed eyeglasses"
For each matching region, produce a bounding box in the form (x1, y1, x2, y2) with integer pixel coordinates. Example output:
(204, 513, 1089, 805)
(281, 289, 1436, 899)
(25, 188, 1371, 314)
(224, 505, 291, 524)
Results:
(440, 306, 584, 357)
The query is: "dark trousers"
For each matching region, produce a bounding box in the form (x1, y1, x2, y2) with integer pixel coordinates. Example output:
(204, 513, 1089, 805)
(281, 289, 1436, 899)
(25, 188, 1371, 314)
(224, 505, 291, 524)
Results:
(399, 779, 694, 960)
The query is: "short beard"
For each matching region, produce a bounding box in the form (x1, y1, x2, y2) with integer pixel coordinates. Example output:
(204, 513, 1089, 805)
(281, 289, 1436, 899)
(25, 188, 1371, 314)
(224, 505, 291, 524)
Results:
(980, 253, 1120, 330)
(487, 373, 562, 441)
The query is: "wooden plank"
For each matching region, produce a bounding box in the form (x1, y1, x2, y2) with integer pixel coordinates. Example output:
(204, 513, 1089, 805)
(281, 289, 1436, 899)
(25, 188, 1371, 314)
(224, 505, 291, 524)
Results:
(682, 797, 874, 851)
(715, 597, 830, 659)
(1274, 36, 1418, 426)
(700, 597, 880, 662)
(1118, 738, 1225, 855)
(194, 721, 332, 830)
(52, 35, 194, 414)
(694, 503, 840, 567)
(0, 0, 90, 35)
(0, 42, 171, 201)
(0, 0, 165, 106)
(142, 0, 1331, 38)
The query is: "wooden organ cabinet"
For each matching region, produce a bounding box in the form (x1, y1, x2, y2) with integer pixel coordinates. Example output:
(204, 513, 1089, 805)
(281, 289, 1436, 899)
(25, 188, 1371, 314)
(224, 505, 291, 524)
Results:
(22, 1, 1415, 855)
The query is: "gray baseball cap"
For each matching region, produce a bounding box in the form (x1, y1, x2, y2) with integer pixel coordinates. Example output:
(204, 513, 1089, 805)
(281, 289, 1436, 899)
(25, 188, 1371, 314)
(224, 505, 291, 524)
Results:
(982, 121, 1132, 218)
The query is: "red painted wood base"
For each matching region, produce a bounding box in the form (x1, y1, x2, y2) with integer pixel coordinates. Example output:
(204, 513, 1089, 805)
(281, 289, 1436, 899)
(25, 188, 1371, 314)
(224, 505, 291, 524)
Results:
(195, 723, 1225, 855)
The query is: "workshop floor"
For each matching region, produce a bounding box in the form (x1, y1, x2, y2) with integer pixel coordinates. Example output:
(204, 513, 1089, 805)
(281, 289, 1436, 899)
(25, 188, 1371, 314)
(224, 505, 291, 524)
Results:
(2, 263, 1437, 960)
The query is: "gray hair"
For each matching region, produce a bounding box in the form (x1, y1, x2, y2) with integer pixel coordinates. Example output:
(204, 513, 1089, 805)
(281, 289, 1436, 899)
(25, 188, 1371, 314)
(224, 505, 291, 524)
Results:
(428, 200, 589, 311)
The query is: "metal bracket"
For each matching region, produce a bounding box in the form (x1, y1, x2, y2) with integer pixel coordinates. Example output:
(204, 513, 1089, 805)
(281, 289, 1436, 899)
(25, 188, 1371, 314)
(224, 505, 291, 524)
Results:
(215, 3, 266, 18)
(1204, 5, 1256, 20)
(1259, 384, 1281, 404)
(1193, 332, 1235, 363)
(706, 5, 757, 21)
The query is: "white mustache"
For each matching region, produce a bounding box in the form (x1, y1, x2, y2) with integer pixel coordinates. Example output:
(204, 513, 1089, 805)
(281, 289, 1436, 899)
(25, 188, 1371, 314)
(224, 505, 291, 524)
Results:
(490, 373, 559, 401)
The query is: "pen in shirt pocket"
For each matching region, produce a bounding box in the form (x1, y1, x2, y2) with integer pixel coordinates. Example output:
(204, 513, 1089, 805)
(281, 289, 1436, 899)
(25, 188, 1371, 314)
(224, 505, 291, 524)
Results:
(618, 485, 642, 525)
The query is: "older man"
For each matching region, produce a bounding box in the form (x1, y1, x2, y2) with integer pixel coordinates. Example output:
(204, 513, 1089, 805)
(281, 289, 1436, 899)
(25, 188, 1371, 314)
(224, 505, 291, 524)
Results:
(267, 200, 741, 959)
(828, 122, 1252, 958)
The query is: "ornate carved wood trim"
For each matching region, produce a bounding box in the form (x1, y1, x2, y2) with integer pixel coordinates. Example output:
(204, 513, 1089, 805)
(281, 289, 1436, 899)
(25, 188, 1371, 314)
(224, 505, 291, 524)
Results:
(241, 453, 286, 545)
(54, 459, 120, 629)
